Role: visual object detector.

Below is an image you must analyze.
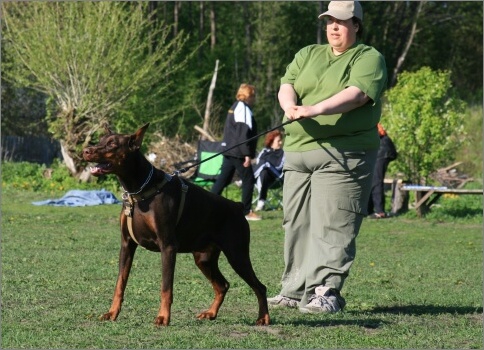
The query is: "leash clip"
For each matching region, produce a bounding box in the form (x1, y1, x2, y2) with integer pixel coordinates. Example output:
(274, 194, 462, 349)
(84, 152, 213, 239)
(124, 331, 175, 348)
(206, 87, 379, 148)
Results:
(124, 204, 133, 218)
(122, 192, 134, 217)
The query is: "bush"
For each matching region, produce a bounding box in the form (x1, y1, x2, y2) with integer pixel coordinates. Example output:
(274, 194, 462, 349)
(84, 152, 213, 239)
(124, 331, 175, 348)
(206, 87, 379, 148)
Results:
(383, 67, 467, 184)
(1, 160, 120, 194)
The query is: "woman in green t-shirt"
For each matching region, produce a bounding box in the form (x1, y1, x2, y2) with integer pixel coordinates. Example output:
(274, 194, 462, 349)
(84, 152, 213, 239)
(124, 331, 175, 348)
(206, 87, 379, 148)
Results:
(267, 0, 387, 313)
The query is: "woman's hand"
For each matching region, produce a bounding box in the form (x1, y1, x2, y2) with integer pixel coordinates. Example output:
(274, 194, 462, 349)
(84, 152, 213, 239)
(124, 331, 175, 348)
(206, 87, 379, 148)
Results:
(289, 105, 320, 120)
(243, 156, 251, 168)
(285, 86, 371, 120)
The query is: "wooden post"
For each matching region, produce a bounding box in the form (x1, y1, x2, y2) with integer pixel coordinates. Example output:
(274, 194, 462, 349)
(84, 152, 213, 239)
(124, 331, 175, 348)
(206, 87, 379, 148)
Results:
(415, 191, 430, 218)
(391, 180, 409, 215)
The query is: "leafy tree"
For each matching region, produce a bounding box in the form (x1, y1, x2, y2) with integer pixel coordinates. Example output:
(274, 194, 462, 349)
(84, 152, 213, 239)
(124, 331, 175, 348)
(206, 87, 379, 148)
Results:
(2, 1, 481, 179)
(382, 67, 467, 185)
(2, 1, 193, 176)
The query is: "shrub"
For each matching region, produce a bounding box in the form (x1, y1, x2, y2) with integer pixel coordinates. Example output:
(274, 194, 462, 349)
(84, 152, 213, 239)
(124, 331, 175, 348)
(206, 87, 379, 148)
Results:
(383, 67, 467, 184)
(1, 160, 120, 194)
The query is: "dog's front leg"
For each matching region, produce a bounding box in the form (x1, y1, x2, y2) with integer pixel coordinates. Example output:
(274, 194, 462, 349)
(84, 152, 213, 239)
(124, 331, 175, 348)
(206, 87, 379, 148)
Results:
(154, 245, 177, 326)
(100, 239, 137, 321)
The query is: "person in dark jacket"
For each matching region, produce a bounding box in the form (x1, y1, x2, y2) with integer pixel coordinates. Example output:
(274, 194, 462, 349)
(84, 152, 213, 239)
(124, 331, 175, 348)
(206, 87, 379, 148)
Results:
(368, 123, 398, 218)
(254, 130, 285, 211)
(211, 83, 261, 221)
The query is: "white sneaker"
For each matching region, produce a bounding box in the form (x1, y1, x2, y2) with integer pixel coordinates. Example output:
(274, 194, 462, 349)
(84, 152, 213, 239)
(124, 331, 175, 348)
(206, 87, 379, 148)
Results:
(255, 200, 265, 212)
(267, 294, 300, 308)
(299, 286, 346, 313)
(245, 211, 262, 221)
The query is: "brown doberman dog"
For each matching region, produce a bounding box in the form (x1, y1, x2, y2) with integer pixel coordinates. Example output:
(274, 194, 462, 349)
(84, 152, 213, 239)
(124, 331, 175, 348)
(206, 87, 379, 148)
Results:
(82, 123, 270, 327)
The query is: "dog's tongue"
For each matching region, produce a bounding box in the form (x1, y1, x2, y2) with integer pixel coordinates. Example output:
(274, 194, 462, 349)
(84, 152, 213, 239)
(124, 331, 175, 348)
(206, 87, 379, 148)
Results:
(89, 163, 111, 175)
(90, 166, 104, 175)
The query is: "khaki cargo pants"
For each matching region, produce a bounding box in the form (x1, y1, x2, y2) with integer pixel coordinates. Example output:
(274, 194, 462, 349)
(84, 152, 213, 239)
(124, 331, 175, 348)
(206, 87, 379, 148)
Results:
(280, 147, 377, 305)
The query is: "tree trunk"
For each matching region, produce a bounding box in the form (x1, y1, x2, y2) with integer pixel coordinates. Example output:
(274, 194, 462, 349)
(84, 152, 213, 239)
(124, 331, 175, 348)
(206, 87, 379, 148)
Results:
(317, 2, 324, 44)
(198, 2, 204, 61)
(201, 59, 219, 140)
(173, 1, 180, 37)
(243, 2, 251, 76)
(391, 180, 409, 215)
(209, 2, 216, 50)
(390, 1, 424, 87)
(60, 140, 78, 176)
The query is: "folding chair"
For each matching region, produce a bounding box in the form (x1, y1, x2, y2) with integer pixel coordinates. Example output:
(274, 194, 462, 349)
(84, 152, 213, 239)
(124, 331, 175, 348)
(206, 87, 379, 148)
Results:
(191, 140, 224, 188)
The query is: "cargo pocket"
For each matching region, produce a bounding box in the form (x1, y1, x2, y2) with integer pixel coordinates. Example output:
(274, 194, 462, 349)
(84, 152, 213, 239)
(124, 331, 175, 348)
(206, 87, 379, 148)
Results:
(338, 196, 367, 216)
(318, 197, 366, 248)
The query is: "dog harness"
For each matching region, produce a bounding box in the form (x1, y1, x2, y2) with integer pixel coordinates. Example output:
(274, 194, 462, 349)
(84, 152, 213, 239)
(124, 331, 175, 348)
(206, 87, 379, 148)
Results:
(122, 172, 188, 246)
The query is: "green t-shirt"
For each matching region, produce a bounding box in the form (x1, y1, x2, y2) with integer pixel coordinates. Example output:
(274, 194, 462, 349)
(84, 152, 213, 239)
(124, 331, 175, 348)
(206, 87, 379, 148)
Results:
(281, 43, 387, 151)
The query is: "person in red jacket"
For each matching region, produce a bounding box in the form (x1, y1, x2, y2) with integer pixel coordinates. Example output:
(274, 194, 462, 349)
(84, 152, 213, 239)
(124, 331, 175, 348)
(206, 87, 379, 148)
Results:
(211, 83, 261, 221)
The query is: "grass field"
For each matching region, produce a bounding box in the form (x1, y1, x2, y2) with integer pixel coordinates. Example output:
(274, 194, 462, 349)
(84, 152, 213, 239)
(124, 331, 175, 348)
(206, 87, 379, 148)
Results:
(1, 187, 483, 349)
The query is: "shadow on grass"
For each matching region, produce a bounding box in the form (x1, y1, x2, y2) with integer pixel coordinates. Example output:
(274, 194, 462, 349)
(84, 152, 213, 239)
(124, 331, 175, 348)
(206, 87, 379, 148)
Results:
(370, 304, 483, 315)
(271, 317, 389, 329)
(269, 304, 483, 327)
(437, 207, 483, 218)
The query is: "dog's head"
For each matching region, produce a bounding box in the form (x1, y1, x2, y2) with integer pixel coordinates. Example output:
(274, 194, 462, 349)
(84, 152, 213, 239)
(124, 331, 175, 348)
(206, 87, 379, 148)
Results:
(83, 123, 150, 176)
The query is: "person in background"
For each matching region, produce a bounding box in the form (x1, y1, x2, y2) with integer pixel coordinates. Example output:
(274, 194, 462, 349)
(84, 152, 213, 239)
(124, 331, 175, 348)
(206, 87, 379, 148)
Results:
(253, 130, 285, 212)
(267, 1, 387, 313)
(367, 123, 398, 219)
(211, 83, 262, 221)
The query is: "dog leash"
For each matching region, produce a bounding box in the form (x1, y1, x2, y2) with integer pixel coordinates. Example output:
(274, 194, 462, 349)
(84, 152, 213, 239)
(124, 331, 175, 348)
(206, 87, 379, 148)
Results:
(174, 118, 297, 176)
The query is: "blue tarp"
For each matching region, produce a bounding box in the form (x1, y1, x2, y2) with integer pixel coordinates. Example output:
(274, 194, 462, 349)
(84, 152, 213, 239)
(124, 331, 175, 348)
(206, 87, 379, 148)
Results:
(32, 189, 120, 207)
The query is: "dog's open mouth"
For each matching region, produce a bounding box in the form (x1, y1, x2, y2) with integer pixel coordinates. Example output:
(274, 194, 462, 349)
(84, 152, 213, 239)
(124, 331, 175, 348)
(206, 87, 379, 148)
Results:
(90, 163, 112, 176)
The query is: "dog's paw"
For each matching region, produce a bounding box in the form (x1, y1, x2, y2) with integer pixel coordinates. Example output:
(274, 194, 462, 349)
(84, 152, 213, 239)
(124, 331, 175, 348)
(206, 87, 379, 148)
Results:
(197, 311, 217, 320)
(99, 312, 117, 321)
(255, 314, 270, 326)
(154, 316, 170, 326)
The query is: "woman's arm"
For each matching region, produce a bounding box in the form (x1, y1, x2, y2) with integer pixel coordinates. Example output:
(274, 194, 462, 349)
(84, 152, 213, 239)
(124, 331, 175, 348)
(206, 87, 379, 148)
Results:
(288, 86, 370, 120)
(278, 84, 298, 119)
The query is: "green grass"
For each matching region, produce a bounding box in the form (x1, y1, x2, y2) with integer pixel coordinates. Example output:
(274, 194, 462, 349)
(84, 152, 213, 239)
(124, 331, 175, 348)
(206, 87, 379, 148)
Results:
(1, 187, 482, 349)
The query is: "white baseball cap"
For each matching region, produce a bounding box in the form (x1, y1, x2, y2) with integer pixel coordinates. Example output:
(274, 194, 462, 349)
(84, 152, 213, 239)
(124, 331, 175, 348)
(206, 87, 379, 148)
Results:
(318, 1, 363, 21)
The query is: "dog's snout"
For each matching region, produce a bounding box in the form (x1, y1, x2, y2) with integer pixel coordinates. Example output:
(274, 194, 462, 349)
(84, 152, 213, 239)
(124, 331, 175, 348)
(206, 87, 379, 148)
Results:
(82, 147, 96, 160)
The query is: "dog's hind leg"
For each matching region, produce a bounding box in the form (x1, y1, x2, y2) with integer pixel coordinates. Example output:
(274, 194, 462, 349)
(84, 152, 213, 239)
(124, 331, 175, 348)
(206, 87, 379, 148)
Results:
(222, 245, 270, 326)
(193, 247, 230, 320)
(100, 240, 138, 321)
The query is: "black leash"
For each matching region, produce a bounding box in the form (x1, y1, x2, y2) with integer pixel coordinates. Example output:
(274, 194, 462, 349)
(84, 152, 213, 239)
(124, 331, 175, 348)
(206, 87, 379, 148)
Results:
(174, 118, 296, 176)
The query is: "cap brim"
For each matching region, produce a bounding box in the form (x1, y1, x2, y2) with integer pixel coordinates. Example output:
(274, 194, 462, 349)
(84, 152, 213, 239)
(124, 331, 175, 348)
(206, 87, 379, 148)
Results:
(318, 10, 353, 21)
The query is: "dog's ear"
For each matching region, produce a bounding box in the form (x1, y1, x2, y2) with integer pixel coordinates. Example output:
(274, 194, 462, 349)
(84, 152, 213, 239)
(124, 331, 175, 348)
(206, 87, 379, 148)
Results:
(129, 123, 150, 150)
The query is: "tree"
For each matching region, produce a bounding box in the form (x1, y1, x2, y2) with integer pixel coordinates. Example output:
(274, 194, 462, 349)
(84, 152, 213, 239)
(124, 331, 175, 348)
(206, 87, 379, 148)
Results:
(2, 1, 192, 176)
(382, 67, 467, 185)
(2, 1, 481, 175)
(364, 1, 482, 94)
